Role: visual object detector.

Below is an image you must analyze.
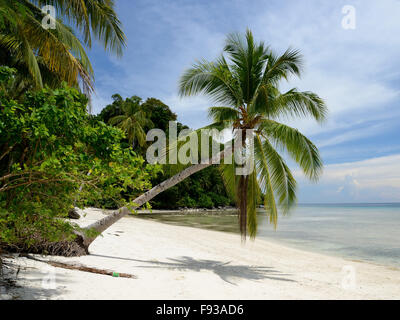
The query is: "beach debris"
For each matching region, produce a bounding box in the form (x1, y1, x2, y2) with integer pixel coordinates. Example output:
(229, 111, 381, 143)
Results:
(20, 254, 136, 279)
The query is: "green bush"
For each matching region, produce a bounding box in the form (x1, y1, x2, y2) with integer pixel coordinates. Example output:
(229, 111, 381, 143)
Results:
(209, 192, 231, 207)
(176, 195, 197, 208)
(197, 194, 214, 209)
(0, 68, 159, 251)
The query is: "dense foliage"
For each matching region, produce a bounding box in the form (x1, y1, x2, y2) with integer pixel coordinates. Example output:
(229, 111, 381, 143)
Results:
(97, 93, 233, 209)
(151, 166, 232, 209)
(0, 67, 158, 252)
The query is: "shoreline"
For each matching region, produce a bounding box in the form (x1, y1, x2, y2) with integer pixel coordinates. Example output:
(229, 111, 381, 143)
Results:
(2, 208, 400, 300)
(135, 208, 400, 270)
(136, 208, 238, 215)
(85, 207, 239, 216)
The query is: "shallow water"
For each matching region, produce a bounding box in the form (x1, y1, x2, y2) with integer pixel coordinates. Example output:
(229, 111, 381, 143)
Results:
(137, 203, 400, 267)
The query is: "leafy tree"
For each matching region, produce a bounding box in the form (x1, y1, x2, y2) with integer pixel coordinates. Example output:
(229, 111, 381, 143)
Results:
(76, 30, 327, 252)
(99, 95, 187, 152)
(141, 98, 177, 132)
(97, 94, 125, 124)
(0, 68, 158, 255)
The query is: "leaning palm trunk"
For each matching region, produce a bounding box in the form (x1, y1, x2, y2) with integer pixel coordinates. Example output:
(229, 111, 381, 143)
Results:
(76, 146, 234, 252)
(73, 30, 328, 254)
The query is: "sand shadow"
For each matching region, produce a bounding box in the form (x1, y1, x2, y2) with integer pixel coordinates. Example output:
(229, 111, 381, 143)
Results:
(1, 259, 71, 300)
(91, 254, 295, 285)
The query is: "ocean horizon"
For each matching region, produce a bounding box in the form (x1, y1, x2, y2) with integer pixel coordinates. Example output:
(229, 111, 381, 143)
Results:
(298, 202, 400, 207)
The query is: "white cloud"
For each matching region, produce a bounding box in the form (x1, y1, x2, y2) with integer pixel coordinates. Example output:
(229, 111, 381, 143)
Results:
(250, 0, 400, 138)
(297, 154, 400, 202)
(316, 123, 385, 148)
(323, 155, 400, 188)
(162, 94, 214, 128)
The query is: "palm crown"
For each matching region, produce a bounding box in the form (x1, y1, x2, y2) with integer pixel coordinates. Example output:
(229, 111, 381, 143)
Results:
(179, 30, 328, 238)
(0, 0, 125, 91)
(109, 95, 153, 149)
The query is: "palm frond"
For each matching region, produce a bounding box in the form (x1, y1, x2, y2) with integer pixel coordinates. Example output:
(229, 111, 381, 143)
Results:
(246, 167, 261, 238)
(208, 106, 240, 123)
(0, 0, 124, 90)
(260, 120, 323, 181)
(256, 137, 297, 214)
(36, 0, 126, 55)
(224, 29, 269, 104)
(179, 57, 241, 106)
(271, 88, 328, 123)
(108, 114, 126, 126)
(262, 48, 303, 85)
(254, 134, 278, 226)
(22, 14, 93, 89)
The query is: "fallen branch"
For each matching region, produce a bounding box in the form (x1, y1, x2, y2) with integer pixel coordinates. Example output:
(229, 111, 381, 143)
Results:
(20, 254, 136, 279)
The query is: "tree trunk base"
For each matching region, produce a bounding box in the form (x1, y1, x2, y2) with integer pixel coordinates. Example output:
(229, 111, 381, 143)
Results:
(1, 237, 89, 257)
(73, 234, 90, 256)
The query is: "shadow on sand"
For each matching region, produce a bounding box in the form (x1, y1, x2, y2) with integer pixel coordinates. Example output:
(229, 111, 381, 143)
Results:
(91, 254, 295, 285)
(1, 258, 72, 300)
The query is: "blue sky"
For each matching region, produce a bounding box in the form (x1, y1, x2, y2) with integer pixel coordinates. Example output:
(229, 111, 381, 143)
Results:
(88, 0, 400, 203)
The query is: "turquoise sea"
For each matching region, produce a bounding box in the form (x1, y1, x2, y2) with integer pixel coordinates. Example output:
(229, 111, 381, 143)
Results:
(138, 203, 400, 267)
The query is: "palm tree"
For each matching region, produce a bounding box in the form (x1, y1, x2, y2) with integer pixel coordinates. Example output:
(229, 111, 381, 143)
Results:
(108, 95, 153, 149)
(75, 30, 327, 253)
(0, 0, 125, 91)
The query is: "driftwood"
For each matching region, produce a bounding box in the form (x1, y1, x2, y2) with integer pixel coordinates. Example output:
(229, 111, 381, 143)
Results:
(21, 254, 136, 279)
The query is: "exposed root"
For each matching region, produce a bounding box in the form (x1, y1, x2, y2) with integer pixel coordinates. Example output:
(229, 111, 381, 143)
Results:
(1, 238, 88, 257)
(22, 254, 136, 279)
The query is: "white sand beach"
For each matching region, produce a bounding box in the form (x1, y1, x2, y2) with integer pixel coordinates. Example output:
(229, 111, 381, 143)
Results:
(2, 208, 400, 300)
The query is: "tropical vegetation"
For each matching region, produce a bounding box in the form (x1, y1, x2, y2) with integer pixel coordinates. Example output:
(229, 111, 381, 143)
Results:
(0, 0, 327, 257)
(0, 1, 128, 258)
(97, 93, 233, 210)
(0, 67, 159, 255)
(0, 0, 125, 95)
(75, 29, 327, 251)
